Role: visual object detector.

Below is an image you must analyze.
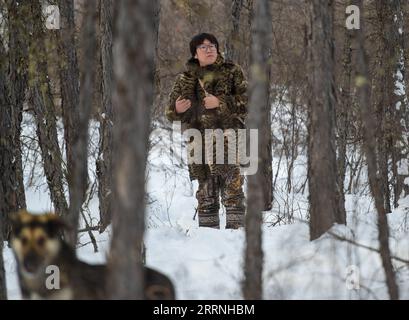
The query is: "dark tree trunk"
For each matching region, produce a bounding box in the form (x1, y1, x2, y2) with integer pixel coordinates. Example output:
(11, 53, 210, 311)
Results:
(153, 0, 161, 53)
(107, 0, 156, 299)
(0, 37, 9, 300)
(336, 6, 352, 222)
(7, 0, 28, 214)
(403, 0, 409, 102)
(64, 0, 98, 246)
(153, 1, 161, 80)
(0, 214, 6, 300)
(372, 0, 402, 213)
(57, 0, 83, 244)
(97, 0, 114, 232)
(243, 0, 271, 300)
(0, 0, 28, 241)
(152, 0, 162, 120)
(307, 0, 345, 241)
(225, 0, 243, 62)
(390, 0, 409, 205)
(28, 1, 68, 219)
(0, 240, 6, 300)
(57, 0, 80, 179)
(243, 0, 272, 211)
(151, 0, 163, 121)
(262, 84, 273, 211)
(235, 0, 272, 212)
(354, 0, 399, 300)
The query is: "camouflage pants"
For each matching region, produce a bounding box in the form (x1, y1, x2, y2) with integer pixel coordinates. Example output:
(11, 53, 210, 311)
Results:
(195, 165, 245, 229)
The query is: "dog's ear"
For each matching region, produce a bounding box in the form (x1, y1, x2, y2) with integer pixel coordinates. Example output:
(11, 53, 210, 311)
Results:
(44, 213, 70, 238)
(8, 210, 26, 236)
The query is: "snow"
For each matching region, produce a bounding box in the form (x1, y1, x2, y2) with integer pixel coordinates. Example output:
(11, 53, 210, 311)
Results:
(3, 118, 409, 300)
(397, 159, 409, 176)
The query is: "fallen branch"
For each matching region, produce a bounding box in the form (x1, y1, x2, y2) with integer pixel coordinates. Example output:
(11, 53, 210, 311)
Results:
(78, 225, 100, 233)
(327, 230, 409, 265)
(295, 217, 409, 265)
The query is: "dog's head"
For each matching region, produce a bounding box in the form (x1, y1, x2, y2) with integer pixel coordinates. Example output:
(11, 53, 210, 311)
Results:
(9, 210, 66, 276)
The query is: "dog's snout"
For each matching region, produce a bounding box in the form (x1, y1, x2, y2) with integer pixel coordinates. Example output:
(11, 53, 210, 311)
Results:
(23, 251, 42, 273)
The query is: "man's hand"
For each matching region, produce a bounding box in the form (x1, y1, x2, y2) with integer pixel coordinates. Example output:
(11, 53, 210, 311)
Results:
(203, 94, 220, 109)
(175, 96, 192, 113)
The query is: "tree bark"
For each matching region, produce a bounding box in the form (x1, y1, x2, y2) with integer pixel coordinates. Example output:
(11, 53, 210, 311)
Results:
(372, 0, 402, 213)
(336, 3, 352, 222)
(307, 0, 345, 241)
(354, 0, 399, 300)
(243, 0, 271, 300)
(57, 0, 83, 244)
(153, 0, 161, 93)
(97, 0, 114, 232)
(403, 0, 409, 103)
(7, 0, 28, 214)
(0, 222, 6, 300)
(0, 36, 9, 300)
(64, 0, 98, 247)
(225, 0, 244, 62)
(28, 1, 69, 219)
(390, 0, 409, 205)
(107, 0, 156, 299)
(262, 80, 273, 211)
(0, 0, 28, 241)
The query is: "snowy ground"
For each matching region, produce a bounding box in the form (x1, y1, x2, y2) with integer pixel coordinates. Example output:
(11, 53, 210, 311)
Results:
(3, 121, 409, 300)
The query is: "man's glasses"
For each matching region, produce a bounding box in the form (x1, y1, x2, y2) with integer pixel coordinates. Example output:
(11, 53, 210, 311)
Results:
(197, 44, 217, 52)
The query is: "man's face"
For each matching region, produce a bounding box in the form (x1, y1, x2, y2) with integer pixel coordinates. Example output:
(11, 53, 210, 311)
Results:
(195, 39, 218, 67)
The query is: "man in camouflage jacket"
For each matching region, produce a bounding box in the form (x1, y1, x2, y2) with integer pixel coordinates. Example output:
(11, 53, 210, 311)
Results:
(165, 33, 247, 229)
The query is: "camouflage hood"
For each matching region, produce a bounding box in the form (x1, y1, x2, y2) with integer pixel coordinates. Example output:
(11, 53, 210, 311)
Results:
(185, 54, 225, 80)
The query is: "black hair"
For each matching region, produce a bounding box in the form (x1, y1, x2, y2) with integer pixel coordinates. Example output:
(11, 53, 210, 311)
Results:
(189, 33, 220, 57)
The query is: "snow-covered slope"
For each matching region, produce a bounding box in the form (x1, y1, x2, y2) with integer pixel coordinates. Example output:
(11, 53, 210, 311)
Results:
(3, 123, 409, 300)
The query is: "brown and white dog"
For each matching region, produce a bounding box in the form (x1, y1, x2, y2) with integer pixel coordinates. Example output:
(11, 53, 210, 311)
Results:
(9, 210, 175, 300)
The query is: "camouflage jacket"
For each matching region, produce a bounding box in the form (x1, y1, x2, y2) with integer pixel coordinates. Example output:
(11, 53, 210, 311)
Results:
(165, 54, 248, 180)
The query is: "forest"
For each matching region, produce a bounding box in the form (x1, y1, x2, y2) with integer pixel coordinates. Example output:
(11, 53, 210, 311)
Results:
(0, 0, 409, 300)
